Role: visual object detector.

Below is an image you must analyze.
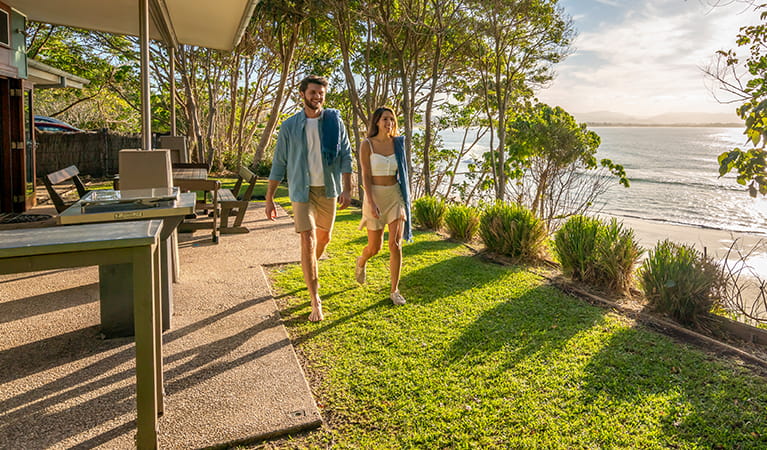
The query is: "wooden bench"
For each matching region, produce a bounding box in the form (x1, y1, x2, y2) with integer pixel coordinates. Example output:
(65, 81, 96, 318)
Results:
(43, 165, 90, 213)
(218, 166, 257, 234)
(172, 162, 220, 243)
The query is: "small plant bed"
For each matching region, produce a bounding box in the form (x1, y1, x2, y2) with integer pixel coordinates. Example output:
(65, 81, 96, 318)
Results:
(472, 234, 767, 369)
(265, 208, 767, 448)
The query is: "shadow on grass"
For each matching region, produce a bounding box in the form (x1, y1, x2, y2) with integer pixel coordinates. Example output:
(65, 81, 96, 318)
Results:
(281, 298, 390, 346)
(278, 287, 357, 317)
(580, 326, 767, 447)
(440, 285, 606, 369)
(400, 253, 511, 304)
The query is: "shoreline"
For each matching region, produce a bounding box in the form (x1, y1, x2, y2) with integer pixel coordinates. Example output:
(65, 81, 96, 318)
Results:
(600, 213, 766, 258)
(600, 213, 767, 278)
(600, 214, 767, 319)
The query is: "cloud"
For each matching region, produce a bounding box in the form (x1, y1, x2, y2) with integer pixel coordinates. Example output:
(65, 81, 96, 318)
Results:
(538, 0, 762, 117)
(594, 0, 621, 7)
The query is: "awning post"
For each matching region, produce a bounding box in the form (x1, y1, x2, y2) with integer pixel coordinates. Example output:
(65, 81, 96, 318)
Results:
(140, 0, 152, 150)
(170, 45, 176, 136)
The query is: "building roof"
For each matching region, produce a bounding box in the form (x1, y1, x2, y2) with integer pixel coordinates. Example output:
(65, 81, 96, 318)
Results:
(7, 0, 259, 51)
(27, 59, 89, 89)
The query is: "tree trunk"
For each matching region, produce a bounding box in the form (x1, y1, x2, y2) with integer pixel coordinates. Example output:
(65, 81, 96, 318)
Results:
(253, 23, 301, 165)
(422, 39, 442, 197)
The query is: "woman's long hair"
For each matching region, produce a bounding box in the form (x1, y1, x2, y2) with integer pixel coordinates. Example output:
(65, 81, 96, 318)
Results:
(367, 107, 398, 138)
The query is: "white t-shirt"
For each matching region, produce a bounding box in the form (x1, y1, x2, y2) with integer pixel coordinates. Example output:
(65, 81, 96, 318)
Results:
(305, 118, 324, 187)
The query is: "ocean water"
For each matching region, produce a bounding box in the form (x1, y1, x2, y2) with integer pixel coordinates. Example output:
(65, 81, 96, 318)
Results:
(437, 126, 767, 236)
(592, 127, 767, 235)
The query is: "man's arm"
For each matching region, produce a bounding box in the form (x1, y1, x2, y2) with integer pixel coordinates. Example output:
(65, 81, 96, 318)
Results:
(266, 125, 289, 220)
(265, 179, 281, 220)
(338, 172, 352, 210)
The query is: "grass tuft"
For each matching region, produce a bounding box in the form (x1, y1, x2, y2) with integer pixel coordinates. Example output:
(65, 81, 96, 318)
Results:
(640, 239, 725, 325)
(479, 202, 547, 262)
(413, 195, 447, 230)
(554, 215, 643, 295)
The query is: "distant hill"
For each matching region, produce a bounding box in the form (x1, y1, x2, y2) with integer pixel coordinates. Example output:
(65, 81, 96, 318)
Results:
(573, 111, 741, 127)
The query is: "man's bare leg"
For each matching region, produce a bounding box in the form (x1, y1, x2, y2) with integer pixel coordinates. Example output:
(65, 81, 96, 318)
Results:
(300, 229, 324, 321)
(316, 228, 331, 260)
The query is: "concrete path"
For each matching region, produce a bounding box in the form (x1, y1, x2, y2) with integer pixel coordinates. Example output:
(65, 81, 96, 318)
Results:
(0, 202, 321, 448)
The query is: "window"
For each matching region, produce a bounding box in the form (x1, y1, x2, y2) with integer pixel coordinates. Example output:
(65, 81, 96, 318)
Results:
(0, 9, 9, 48)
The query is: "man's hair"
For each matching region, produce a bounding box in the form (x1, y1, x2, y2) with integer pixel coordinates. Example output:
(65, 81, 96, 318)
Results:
(299, 75, 329, 93)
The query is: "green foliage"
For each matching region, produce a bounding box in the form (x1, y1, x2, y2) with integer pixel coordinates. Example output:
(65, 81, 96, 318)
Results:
(251, 159, 272, 177)
(413, 195, 447, 230)
(719, 148, 767, 197)
(505, 104, 628, 225)
(508, 104, 601, 172)
(715, 6, 767, 197)
(553, 215, 601, 281)
(479, 201, 547, 262)
(555, 216, 643, 294)
(444, 204, 480, 242)
(28, 23, 142, 132)
(639, 240, 725, 325)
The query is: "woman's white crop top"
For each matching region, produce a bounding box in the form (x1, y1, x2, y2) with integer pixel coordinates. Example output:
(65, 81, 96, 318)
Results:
(368, 139, 398, 176)
(370, 152, 397, 176)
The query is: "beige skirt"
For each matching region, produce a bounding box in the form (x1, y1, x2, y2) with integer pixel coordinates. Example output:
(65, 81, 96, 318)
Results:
(359, 184, 406, 231)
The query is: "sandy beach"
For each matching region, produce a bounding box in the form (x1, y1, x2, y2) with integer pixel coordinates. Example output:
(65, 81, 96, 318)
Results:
(603, 215, 767, 267)
(601, 214, 767, 318)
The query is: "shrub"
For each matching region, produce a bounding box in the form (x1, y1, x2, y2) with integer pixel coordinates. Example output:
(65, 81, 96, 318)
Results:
(253, 159, 272, 177)
(445, 204, 480, 242)
(593, 219, 644, 294)
(479, 202, 547, 262)
(554, 215, 600, 281)
(555, 216, 643, 294)
(413, 196, 447, 230)
(639, 240, 725, 325)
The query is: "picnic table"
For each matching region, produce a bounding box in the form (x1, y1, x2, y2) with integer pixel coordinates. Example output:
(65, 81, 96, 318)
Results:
(173, 164, 220, 243)
(0, 220, 165, 449)
(59, 188, 195, 336)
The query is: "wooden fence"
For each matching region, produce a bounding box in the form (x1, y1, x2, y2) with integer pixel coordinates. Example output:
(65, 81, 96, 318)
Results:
(35, 130, 144, 178)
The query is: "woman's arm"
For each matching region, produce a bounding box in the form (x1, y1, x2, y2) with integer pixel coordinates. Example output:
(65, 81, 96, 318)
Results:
(359, 139, 380, 218)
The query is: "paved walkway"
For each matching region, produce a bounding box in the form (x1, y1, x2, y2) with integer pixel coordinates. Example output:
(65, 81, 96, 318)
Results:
(0, 202, 321, 448)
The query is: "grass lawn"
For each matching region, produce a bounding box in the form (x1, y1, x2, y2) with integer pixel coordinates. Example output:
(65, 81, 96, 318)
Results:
(266, 207, 767, 449)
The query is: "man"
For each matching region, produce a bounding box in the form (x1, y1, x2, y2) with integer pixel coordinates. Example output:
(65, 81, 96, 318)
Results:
(265, 75, 353, 322)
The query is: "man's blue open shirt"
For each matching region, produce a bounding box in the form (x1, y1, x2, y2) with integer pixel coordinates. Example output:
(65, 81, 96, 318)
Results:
(269, 109, 353, 202)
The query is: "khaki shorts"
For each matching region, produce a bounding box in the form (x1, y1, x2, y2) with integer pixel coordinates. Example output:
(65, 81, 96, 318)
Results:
(359, 184, 405, 231)
(292, 186, 337, 233)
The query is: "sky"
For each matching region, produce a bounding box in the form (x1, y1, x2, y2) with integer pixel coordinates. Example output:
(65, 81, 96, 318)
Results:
(536, 0, 764, 119)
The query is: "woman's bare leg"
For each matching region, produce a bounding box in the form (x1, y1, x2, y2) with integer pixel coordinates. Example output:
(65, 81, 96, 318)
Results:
(387, 219, 404, 294)
(359, 229, 384, 265)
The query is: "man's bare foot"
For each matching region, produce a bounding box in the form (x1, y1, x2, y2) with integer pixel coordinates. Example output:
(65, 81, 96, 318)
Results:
(309, 299, 324, 322)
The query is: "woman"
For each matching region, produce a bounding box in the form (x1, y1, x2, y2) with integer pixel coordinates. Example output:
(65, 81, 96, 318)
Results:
(355, 107, 412, 305)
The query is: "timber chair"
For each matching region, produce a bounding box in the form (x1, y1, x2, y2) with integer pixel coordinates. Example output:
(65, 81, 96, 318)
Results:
(218, 166, 257, 234)
(43, 165, 90, 213)
(172, 161, 220, 243)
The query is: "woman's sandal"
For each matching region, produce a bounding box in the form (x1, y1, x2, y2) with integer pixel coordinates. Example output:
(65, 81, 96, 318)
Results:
(390, 291, 406, 305)
(355, 257, 366, 284)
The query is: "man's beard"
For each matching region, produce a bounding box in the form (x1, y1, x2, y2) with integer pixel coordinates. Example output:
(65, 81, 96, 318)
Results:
(304, 98, 321, 111)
